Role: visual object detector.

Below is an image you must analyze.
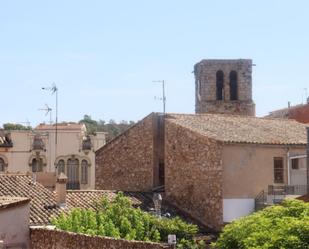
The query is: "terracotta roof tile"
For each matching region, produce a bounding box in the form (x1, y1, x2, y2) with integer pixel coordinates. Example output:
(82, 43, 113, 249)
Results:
(0, 196, 30, 210)
(0, 175, 156, 225)
(0, 174, 58, 224)
(35, 123, 84, 131)
(166, 113, 308, 145)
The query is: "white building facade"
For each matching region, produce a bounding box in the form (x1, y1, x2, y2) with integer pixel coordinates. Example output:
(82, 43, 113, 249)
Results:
(0, 123, 105, 189)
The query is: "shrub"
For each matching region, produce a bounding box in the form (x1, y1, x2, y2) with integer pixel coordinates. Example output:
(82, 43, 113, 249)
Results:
(52, 192, 204, 248)
(212, 199, 309, 249)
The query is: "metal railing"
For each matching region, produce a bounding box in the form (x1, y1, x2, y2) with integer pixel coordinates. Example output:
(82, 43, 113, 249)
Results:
(268, 185, 307, 196)
(254, 190, 267, 211)
(255, 185, 307, 211)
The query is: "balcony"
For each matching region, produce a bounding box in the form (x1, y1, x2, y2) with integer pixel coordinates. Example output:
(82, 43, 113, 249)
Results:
(255, 184, 307, 211)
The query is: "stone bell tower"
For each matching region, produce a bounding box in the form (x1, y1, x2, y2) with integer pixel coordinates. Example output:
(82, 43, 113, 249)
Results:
(194, 59, 255, 116)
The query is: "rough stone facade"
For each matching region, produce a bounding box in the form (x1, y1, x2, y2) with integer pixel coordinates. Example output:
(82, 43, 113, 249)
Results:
(30, 228, 173, 249)
(95, 113, 163, 191)
(165, 120, 224, 230)
(194, 59, 255, 116)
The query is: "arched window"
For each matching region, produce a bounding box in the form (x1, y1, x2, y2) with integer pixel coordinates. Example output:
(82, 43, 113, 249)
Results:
(230, 71, 238, 100)
(216, 70, 224, 100)
(197, 79, 202, 100)
(81, 160, 89, 184)
(67, 158, 79, 189)
(31, 158, 43, 172)
(0, 158, 5, 172)
(57, 160, 65, 175)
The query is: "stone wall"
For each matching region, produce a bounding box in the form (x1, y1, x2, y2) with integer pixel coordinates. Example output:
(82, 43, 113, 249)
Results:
(194, 59, 255, 116)
(30, 227, 173, 249)
(95, 113, 155, 191)
(165, 120, 224, 230)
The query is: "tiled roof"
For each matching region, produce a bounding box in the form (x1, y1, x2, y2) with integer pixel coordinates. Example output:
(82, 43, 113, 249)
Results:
(0, 174, 164, 225)
(0, 196, 30, 210)
(0, 174, 59, 224)
(0, 174, 211, 233)
(265, 104, 305, 119)
(166, 113, 308, 145)
(35, 123, 84, 131)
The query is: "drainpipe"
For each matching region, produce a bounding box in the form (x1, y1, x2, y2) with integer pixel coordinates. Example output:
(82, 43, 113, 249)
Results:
(307, 127, 309, 195)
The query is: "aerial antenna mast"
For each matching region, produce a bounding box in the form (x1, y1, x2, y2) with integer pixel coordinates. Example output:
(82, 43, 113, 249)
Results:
(42, 83, 58, 171)
(38, 104, 53, 124)
(153, 80, 166, 114)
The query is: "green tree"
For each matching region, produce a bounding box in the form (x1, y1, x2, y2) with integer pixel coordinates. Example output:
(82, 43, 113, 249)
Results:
(78, 115, 98, 134)
(79, 114, 135, 140)
(52, 192, 204, 248)
(3, 123, 32, 130)
(212, 199, 309, 249)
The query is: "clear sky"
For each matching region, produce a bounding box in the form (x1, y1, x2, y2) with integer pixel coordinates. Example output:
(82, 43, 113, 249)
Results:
(1, 0, 309, 126)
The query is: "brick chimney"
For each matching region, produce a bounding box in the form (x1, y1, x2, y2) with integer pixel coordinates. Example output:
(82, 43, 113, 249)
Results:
(55, 173, 68, 207)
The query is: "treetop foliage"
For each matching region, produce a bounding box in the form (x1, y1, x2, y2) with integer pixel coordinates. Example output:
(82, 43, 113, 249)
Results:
(2, 123, 32, 130)
(52, 192, 205, 249)
(78, 114, 135, 141)
(212, 199, 309, 249)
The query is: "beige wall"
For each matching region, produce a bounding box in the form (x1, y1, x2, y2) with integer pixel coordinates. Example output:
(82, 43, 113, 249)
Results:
(0, 202, 30, 248)
(222, 144, 306, 198)
(0, 127, 105, 189)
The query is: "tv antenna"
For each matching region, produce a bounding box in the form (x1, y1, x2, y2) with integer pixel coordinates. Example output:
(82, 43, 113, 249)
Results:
(38, 104, 53, 124)
(42, 83, 58, 143)
(153, 80, 166, 114)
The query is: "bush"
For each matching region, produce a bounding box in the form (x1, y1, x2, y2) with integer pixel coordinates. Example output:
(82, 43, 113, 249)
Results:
(212, 199, 309, 249)
(52, 192, 204, 248)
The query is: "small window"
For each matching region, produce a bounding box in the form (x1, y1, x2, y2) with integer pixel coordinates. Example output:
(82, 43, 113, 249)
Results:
(0, 158, 5, 172)
(196, 78, 202, 101)
(57, 160, 65, 175)
(31, 158, 43, 172)
(216, 70, 224, 100)
(291, 158, 299, 170)
(274, 157, 284, 183)
(229, 71, 238, 100)
(81, 160, 88, 184)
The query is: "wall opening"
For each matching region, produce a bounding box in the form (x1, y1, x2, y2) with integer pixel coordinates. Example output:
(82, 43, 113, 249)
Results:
(216, 70, 224, 100)
(229, 71, 238, 100)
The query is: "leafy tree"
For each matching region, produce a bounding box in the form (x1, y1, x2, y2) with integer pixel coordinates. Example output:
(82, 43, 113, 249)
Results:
(79, 114, 135, 140)
(3, 123, 32, 130)
(212, 199, 309, 249)
(52, 192, 204, 248)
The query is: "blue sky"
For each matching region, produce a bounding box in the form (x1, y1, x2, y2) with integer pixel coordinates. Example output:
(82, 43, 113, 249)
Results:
(1, 0, 309, 126)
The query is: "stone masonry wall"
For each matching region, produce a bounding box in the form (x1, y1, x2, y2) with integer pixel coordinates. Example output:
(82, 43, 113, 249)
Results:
(95, 113, 155, 191)
(30, 228, 173, 249)
(194, 59, 255, 116)
(165, 120, 224, 230)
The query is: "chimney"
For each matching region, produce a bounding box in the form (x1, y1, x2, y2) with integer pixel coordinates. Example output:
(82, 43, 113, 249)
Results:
(307, 127, 309, 195)
(55, 173, 68, 207)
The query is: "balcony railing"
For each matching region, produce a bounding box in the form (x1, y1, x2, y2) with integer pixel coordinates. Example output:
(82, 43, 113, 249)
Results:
(255, 185, 307, 211)
(268, 185, 307, 196)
